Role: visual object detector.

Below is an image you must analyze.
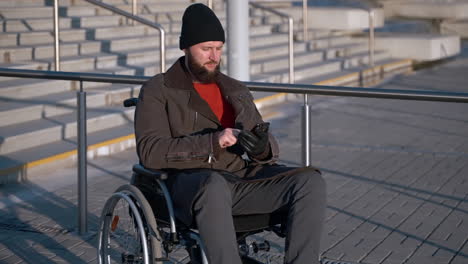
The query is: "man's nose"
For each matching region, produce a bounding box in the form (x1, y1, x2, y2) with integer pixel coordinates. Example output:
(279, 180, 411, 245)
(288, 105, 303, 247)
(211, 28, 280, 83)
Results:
(209, 50, 220, 61)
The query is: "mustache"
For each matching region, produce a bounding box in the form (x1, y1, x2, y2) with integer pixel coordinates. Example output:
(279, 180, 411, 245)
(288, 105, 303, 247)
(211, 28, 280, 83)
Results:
(205, 60, 218, 65)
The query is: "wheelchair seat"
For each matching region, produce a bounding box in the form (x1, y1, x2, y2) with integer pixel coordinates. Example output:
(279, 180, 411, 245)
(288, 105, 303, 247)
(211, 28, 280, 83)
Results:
(131, 164, 288, 234)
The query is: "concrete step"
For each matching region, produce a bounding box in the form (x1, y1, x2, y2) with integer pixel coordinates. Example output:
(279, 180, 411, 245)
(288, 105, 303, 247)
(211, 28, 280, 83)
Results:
(2, 44, 182, 74)
(0, 123, 135, 184)
(371, 33, 461, 61)
(250, 48, 390, 84)
(0, 106, 134, 155)
(60, 5, 114, 17)
(0, 6, 53, 19)
(93, 24, 163, 40)
(0, 46, 34, 63)
(0, 40, 106, 64)
(0, 34, 17, 47)
(0, 62, 50, 71)
(1, 17, 73, 32)
(0, 28, 88, 47)
(113, 2, 193, 14)
(57, 1, 212, 17)
(250, 50, 324, 75)
(0, 83, 138, 127)
(250, 33, 292, 48)
(0, 0, 47, 7)
(256, 48, 391, 81)
(0, 78, 72, 99)
(250, 42, 308, 61)
(442, 19, 468, 38)
(318, 42, 370, 59)
(71, 14, 123, 28)
(102, 35, 169, 53)
(340, 50, 392, 69)
(298, 58, 413, 86)
(307, 35, 359, 50)
(251, 59, 342, 83)
(49, 0, 191, 6)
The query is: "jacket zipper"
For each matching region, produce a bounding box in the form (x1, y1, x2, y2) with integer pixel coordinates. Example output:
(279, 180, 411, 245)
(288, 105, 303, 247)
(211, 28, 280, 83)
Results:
(193, 111, 198, 130)
(208, 133, 216, 166)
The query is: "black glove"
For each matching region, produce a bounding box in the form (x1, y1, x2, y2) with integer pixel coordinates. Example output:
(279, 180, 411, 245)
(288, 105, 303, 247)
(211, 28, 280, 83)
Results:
(238, 123, 270, 156)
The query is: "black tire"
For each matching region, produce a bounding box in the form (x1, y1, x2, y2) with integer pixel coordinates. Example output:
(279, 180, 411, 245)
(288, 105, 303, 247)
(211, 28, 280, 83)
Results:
(98, 184, 163, 264)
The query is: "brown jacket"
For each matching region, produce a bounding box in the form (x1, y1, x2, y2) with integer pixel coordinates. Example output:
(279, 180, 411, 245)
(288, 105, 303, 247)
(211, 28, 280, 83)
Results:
(135, 57, 280, 177)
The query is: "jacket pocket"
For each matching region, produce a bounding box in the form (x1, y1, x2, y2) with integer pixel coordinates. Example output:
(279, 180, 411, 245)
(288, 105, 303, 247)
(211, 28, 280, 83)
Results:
(166, 152, 208, 162)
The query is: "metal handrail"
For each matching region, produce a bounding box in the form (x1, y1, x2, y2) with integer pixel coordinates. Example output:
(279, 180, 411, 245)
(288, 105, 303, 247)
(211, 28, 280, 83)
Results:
(249, 2, 294, 84)
(53, 0, 166, 72)
(3, 68, 468, 103)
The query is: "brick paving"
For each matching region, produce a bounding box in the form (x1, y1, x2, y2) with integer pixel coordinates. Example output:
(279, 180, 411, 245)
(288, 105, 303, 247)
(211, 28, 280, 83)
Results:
(0, 57, 468, 263)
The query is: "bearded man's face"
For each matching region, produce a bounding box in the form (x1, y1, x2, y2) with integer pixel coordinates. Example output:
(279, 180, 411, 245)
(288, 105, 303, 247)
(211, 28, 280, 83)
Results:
(185, 41, 223, 83)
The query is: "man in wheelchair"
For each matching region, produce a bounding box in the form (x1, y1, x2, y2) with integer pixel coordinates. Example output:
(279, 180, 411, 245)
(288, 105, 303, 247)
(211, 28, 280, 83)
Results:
(134, 3, 326, 264)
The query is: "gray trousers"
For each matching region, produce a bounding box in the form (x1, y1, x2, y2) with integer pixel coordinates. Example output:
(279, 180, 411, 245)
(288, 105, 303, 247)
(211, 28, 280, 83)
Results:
(170, 167, 326, 264)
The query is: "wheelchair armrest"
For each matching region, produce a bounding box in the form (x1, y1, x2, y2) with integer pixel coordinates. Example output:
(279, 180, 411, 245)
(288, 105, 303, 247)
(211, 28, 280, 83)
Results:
(132, 164, 168, 180)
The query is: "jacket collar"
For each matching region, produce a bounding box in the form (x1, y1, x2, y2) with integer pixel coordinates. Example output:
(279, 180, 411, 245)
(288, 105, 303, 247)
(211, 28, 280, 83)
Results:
(164, 56, 245, 95)
(163, 57, 248, 127)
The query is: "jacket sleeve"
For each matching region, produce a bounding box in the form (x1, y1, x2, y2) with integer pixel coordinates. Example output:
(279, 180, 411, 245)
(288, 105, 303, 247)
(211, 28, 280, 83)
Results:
(135, 75, 215, 170)
(241, 88, 280, 164)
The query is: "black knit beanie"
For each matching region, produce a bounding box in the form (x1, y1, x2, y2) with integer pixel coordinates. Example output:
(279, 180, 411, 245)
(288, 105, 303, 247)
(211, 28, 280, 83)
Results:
(179, 3, 225, 50)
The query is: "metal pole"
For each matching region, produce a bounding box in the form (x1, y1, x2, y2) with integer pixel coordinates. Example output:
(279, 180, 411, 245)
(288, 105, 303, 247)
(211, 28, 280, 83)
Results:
(132, 0, 137, 25)
(368, 9, 375, 67)
(160, 28, 166, 72)
(208, 0, 213, 9)
(303, 0, 308, 42)
(288, 17, 294, 83)
(302, 94, 311, 166)
(53, 0, 60, 71)
(77, 81, 88, 235)
(227, 0, 250, 81)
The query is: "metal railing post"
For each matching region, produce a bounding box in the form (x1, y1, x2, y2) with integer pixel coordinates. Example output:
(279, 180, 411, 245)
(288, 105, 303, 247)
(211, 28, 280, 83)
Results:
(288, 17, 294, 84)
(302, 94, 311, 166)
(160, 28, 166, 72)
(368, 9, 375, 67)
(53, 0, 60, 71)
(132, 0, 137, 25)
(77, 81, 88, 235)
(303, 0, 308, 42)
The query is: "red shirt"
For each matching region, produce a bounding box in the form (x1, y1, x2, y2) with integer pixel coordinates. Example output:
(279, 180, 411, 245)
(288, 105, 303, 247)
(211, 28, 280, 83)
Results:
(193, 82, 235, 128)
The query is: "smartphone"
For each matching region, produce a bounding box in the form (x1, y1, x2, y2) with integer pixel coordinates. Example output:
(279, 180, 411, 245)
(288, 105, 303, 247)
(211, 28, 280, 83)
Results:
(253, 122, 270, 134)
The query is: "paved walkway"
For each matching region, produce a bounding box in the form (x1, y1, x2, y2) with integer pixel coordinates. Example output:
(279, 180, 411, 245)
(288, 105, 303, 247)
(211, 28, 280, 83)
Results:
(1, 52, 468, 263)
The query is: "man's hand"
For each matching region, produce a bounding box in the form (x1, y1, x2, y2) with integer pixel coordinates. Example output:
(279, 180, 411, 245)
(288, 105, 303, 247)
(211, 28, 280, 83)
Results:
(237, 123, 270, 156)
(217, 128, 240, 148)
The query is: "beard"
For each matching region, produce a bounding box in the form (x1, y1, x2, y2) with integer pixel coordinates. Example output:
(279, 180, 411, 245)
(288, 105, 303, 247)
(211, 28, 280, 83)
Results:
(187, 51, 221, 84)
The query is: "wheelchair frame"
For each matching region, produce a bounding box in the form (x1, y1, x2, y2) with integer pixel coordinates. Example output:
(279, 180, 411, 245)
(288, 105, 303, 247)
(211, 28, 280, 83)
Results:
(97, 164, 282, 264)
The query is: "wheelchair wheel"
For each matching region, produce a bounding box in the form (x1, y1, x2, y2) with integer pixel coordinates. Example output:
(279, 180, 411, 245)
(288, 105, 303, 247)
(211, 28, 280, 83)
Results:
(98, 184, 163, 264)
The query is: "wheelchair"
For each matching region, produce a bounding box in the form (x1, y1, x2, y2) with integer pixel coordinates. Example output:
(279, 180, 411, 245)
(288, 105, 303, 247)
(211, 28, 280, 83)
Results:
(97, 98, 288, 264)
